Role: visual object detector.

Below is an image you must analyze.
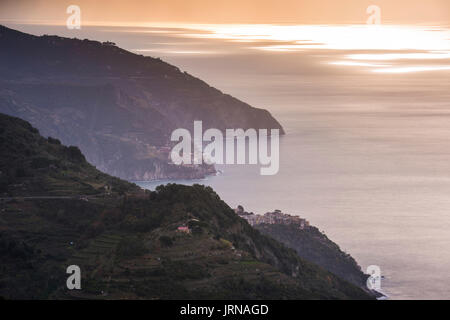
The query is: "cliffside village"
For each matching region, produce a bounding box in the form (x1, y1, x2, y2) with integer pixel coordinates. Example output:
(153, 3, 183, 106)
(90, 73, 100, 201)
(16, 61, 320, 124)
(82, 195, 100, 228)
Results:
(234, 206, 310, 229)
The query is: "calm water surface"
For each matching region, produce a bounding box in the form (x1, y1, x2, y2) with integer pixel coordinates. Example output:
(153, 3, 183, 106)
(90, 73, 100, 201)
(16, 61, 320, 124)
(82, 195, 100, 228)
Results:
(8, 22, 450, 299)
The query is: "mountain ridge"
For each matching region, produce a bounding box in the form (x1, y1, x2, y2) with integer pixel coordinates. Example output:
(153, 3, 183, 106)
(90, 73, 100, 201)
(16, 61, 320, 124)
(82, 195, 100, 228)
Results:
(0, 24, 284, 181)
(0, 112, 372, 300)
(255, 223, 369, 289)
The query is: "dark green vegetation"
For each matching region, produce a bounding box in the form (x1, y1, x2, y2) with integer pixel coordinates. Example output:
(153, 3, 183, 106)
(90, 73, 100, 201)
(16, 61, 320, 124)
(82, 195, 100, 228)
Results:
(255, 224, 369, 289)
(0, 25, 283, 180)
(0, 113, 372, 299)
(0, 113, 138, 197)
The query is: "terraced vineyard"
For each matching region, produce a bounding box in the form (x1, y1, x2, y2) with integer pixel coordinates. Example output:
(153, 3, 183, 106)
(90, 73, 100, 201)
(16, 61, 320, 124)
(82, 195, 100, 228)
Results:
(0, 113, 373, 300)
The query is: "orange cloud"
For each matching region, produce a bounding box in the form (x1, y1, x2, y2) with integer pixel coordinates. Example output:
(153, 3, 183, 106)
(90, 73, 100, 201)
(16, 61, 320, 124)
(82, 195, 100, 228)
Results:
(0, 0, 448, 24)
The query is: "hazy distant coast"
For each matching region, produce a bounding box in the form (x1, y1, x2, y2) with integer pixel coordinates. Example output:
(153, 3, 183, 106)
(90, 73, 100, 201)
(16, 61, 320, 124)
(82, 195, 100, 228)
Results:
(0, 25, 284, 181)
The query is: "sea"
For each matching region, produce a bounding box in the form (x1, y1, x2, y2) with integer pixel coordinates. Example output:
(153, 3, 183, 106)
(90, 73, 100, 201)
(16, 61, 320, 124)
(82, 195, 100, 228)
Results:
(6, 22, 450, 299)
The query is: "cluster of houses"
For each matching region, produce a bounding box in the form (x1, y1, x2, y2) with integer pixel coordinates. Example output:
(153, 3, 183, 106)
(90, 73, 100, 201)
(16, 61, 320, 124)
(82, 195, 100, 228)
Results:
(235, 206, 310, 230)
(177, 226, 191, 234)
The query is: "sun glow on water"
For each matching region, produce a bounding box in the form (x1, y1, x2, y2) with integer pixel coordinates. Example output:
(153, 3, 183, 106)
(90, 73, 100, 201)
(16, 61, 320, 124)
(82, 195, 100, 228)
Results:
(372, 65, 450, 73)
(132, 23, 450, 74)
(192, 24, 450, 50)
(200, 24, 450, 74)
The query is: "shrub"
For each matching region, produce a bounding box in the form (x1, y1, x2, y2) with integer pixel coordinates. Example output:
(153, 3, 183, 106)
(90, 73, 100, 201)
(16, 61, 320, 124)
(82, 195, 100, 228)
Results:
(66, 146, 86, 163)
(159, 236, 173, 247)
(47, 137, 61, 145)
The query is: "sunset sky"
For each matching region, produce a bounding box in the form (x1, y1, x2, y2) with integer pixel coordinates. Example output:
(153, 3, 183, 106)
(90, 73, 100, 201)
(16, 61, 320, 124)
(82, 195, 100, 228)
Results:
(0, 0, 449, 25)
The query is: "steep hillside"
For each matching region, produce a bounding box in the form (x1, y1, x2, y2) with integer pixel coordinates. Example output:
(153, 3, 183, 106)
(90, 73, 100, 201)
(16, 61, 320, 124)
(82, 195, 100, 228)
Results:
(0, 25, 284, 180)
(255, 224, 368, 289)
(0, 113, 371, 300)
(0, 113, 138, 197)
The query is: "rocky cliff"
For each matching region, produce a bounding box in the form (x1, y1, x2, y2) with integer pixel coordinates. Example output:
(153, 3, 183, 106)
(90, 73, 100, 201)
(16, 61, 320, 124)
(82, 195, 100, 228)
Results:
(0, 25, 284, 181)
(255, 224, 369, 289)
(0, 113, 371, 300)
